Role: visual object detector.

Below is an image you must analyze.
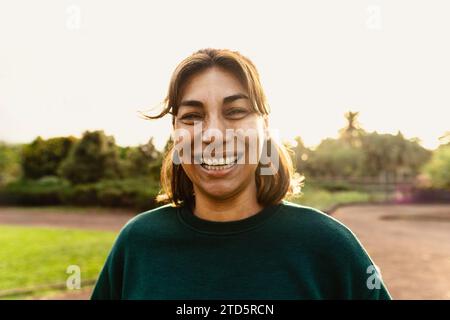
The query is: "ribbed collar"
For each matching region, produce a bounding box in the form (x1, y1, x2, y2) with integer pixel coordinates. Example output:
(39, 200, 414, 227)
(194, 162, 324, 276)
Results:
(177, 201, 284, 235)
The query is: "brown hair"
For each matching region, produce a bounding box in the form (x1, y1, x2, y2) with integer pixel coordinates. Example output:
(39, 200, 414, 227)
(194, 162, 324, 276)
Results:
(143, 48, 304, 207)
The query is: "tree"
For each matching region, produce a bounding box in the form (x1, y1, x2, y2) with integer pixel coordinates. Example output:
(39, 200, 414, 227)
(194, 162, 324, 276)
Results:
(360, 131, 431, 179)
(422, 145, 450, 189)
(306, 138, 365, 178)
(338, 111, 365, 147)
(59, 131, 122, 184)
(124, 138, 161, 177)
(291, 128, 431, 181)
(0, 142, 22, 185)
(21, 136, 76, 179)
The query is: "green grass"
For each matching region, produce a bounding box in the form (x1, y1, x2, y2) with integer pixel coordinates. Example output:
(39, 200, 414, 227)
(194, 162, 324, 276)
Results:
(0, 225, 116, 295)
(287, 184, 387, 211)
(1, 285, 95, 300)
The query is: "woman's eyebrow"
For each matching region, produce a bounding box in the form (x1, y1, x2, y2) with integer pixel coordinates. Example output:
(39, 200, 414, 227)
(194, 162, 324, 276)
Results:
(179, 93, 249, 108)
(223, 93, 249, 104)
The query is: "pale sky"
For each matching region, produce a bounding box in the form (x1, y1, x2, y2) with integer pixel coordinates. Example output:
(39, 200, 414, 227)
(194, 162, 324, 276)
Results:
(0, 0, 449, 151)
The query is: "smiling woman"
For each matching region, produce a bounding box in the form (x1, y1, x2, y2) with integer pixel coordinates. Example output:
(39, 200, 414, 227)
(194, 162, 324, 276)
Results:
(90, 48, 392, 300)
(147, 48, 302, 220)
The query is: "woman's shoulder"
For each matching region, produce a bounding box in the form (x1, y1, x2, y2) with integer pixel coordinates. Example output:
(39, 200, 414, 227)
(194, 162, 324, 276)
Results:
(279, 200, 390, 299)
(115, 203, 180, 241)
(280, 200, 351, 232)
(279, 200, 367, 254)
(128, 203, 179, 225)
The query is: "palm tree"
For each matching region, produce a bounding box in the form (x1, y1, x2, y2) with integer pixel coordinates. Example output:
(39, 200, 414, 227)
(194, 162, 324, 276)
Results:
(338, 111, 365, 147)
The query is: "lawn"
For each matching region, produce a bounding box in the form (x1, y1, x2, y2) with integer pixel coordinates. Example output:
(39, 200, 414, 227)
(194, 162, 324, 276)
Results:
(0, 225, 116, 297)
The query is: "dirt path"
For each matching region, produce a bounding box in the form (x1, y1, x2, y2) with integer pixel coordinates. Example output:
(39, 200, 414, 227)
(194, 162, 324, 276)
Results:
(0, 206, 135, 231)
(332, 204, 450, 300)
(2, 204, 449, 300)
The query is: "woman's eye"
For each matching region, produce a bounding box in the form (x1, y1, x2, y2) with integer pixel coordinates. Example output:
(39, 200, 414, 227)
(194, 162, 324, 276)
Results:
(180, 114, 203, 123)
(227, 109, 248, 118)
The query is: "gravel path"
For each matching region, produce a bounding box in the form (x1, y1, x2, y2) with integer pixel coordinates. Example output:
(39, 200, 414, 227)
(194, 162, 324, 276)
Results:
(332, 204, 450, 300)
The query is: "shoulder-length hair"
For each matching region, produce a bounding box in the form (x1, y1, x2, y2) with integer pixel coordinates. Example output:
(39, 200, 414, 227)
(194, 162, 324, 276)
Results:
(143, 48, 304, 208)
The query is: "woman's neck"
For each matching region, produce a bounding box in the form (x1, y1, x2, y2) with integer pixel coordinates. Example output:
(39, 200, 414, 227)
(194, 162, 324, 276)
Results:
(192, 182, 263, 222)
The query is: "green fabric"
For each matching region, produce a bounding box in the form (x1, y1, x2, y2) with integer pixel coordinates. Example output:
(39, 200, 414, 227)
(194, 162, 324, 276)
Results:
(91, 200, 392, 300)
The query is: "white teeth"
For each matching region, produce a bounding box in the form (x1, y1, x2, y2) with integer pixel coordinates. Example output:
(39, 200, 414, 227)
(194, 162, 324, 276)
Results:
(201, 163, 235, 171)
(201, 156, 237, 166)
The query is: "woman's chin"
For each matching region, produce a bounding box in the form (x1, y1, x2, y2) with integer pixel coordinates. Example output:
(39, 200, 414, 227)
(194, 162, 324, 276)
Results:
(197, 183, 238, 200)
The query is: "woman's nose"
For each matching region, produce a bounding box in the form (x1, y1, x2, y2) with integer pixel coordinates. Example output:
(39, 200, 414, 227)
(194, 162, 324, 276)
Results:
(201, 116, 226, 144)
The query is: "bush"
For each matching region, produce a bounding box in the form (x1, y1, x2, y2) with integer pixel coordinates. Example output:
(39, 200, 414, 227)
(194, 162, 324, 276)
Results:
(121, 138, 162, 178)
(305, 139, 365, 178)
(61, 178, 159, 210)
(422, 145, 450, 190)
(309, 179, 354, 192)
(95, 178, 159, 210)
(59, 183, 99, 206)
(0, 176, 71, 206)
(59, 131, 122, 184)
(21, 137, 76, 180)
(0, 142, 22, 186)
(0, 177, 160, 210)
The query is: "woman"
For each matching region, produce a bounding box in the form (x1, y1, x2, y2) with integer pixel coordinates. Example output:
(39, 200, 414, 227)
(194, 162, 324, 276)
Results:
(91, 48, 391, 300)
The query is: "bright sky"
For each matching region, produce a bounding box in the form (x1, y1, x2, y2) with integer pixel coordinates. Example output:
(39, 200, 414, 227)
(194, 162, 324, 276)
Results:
(0, 0, 449, 151)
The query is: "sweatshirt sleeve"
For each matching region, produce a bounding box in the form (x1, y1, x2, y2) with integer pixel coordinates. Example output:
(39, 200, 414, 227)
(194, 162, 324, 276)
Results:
(350, 248, 392, 300)
(90, 222, 132, 300)
(335, 225, 393, 300)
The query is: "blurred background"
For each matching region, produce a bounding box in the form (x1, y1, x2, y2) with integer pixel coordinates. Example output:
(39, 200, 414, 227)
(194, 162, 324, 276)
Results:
(0, 0, 449, 299)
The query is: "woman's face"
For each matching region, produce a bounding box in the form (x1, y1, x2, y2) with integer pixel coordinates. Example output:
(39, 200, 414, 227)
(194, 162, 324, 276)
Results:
(174, 66, 267, 201)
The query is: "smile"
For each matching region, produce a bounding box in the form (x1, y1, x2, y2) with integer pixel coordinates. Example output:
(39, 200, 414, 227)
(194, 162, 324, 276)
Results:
(199, 154, 243, 172)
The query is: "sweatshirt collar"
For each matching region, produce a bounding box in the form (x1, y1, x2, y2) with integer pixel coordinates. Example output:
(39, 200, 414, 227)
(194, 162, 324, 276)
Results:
(177, 201, 284, 235)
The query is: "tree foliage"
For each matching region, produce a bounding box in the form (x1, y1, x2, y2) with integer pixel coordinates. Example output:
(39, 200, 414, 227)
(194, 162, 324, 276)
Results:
(0, 142, 22, 186)
(294, 112, 431, 180)
(422, 145, 450, 189)
(21, 136, 76, 179)
(122, 138, 162, 178)
(59, 131, 122, 184)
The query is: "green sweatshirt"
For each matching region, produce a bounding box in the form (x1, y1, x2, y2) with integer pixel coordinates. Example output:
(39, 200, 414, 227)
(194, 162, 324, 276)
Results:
(91, 200, 392, 300)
